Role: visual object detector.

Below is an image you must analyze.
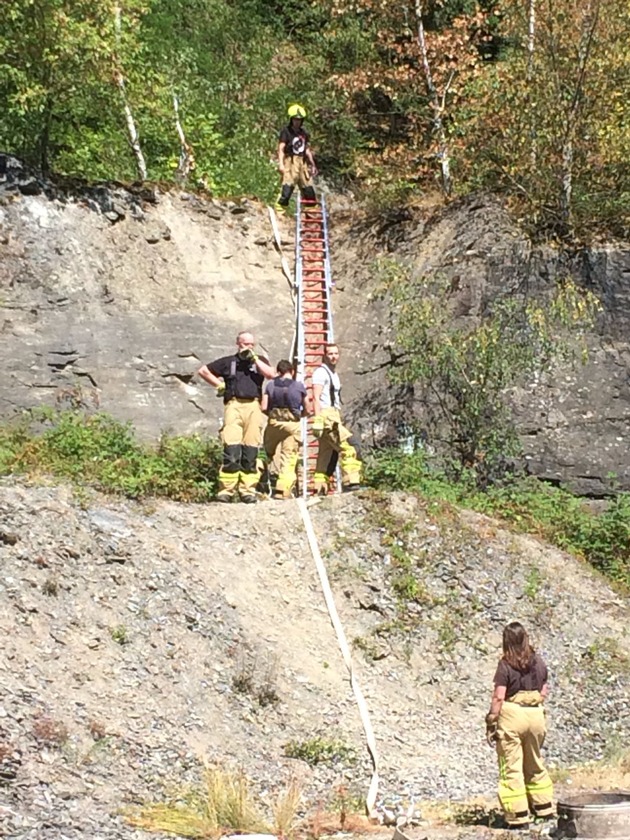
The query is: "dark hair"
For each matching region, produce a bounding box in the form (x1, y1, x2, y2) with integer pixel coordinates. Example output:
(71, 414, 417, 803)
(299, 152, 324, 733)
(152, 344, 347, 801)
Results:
(502, 622, 535, 672)
(324, 343, 338, 353)
(277, 359, 294, 375)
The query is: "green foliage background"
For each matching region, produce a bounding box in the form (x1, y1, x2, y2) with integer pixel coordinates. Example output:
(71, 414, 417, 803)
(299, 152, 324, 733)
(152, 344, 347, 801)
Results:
(1, 0, 628, 234)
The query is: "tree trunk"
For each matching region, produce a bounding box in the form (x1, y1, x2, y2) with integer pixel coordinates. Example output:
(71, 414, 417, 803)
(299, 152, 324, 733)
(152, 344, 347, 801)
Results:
(413, 0, 452, 196)
(173, 94, 195, 184)
(114, 6, 147, 182)
(559, 0, 600, 231)
(38, 96, 53, 175)
(559, 138, 573, 228)
(527, 0, 537, 169)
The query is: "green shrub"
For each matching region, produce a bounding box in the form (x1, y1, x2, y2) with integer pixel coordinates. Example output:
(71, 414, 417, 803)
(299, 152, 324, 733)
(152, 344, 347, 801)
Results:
(283, 736, 356, 767)
(0, 409, 221, 502)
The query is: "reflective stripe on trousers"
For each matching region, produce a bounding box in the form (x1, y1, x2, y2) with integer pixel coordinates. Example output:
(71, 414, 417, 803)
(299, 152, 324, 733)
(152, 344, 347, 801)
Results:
(313, 407, 362, 490)
(219, 398, 263, 495)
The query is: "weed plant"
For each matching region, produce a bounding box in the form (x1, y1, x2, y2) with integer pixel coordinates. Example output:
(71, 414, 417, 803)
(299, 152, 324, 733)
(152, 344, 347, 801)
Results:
(127, 766, 299, 838)
(110, 625, 130, 646)
(0, 409, 221, 502)
(366, 447, 630, 588)
(284, 736, 356, 767)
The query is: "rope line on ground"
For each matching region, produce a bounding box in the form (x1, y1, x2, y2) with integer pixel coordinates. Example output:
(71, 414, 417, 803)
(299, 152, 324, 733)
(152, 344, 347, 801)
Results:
(298, 497, 380, 818)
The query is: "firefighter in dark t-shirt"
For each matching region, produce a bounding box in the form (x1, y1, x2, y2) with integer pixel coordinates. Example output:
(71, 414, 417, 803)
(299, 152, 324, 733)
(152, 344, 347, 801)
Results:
(261, 359, 312, 499)
(275, 103, 318, 213)
(486, 622, 554, 827)
(197, 331, 275, 503)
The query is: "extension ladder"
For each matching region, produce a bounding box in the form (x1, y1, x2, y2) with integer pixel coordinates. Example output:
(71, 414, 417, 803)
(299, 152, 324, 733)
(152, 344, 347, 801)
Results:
(295, 195, 336, 496)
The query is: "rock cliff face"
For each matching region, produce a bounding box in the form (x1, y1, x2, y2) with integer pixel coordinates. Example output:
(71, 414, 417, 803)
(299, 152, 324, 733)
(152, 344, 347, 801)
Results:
(330, 195, 630, 496)
(0, 158, 295, 441)
(1, 160, 629, 494)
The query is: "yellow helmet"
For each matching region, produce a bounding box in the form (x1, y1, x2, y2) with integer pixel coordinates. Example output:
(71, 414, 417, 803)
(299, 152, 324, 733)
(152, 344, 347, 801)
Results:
(287, 103, 307, 119)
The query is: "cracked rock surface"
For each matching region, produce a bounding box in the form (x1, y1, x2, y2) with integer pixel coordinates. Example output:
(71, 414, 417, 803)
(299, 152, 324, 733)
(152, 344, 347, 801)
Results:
(0, 180, 293, 441)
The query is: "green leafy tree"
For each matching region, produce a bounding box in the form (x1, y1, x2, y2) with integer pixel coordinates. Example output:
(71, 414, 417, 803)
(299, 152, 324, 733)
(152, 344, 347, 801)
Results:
(0, 0, 148, 173)
(379, 258, 601, 483)
(460, 0, 630, 237)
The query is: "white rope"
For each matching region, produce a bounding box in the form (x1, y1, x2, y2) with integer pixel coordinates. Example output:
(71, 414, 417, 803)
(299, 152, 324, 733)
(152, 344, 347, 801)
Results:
(297, 498, 380, 818)
(267, 206, 294, 290)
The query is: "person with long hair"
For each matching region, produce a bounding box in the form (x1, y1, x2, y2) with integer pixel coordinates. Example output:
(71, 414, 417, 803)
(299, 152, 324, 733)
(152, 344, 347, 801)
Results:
(486, 622, 554, 828)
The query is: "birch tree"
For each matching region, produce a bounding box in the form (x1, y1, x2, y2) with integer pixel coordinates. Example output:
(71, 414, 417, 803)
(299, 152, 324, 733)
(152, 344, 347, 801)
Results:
(113, 4, 147, 181)
(461, 0, 630, 237)
(413, 0, 452, 196)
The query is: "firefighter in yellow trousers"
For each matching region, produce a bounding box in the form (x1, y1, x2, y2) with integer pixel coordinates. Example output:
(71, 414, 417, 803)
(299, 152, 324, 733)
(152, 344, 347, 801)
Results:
(486, 622, 554, 829)
(311, 343, 362, 494)
(197, 331, 275, 504)
(275, 103, 318, 213)
(262, 359, 312, 499)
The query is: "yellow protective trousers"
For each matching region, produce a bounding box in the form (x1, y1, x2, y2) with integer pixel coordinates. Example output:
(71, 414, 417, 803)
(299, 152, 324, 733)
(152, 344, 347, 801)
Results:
(219, 398, 263, 497)
(313, 407, 362, 493)
(496, 693, 554, 825)
(281, 155, 312, 190)
(277, 156, 316, 209)
(263, 412, 301, 498)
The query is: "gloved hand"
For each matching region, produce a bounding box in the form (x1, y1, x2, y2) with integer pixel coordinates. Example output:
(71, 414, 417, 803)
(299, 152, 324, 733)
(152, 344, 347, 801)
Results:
(485, 713, 499, 746)
(312, 415, 325, 439)
(215, 382, 226, 398)
(240, 348, 258, 362)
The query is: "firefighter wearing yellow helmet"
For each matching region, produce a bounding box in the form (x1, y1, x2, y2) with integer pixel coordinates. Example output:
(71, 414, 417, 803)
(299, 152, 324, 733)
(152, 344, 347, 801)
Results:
(275, 103, 318, 213)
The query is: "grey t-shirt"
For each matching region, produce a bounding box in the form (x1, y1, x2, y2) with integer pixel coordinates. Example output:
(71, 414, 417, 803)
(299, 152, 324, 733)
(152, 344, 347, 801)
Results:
(312, 364, 341, 409)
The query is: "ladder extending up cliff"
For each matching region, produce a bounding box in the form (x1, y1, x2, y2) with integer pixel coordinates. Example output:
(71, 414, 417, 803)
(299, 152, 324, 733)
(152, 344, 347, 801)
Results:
(294, 194, 336, 496)
(268, 193, 337, 495)
(268, 197, 379, 820)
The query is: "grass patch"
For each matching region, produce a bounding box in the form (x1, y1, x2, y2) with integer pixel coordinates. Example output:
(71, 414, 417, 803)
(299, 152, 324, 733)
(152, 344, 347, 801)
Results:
(0, 408, 222, 502)
(272, 778, 303, 839)
(366, 448, 630, 588)
(413, 798, 502, 828)
(581, 636, 630, 676)
(126, 766, 274, 838)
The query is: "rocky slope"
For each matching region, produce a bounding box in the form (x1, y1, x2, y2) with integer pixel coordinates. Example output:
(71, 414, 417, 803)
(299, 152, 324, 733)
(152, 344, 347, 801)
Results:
(0, 161, 295, 441)
(1, 480, 629, 839)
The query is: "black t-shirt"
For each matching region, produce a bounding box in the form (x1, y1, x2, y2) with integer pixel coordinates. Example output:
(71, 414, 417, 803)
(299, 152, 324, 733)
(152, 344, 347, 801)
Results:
(208, 354, 268, 403)
(279, 125, 310, 158)
(493, 653, 548, 698)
